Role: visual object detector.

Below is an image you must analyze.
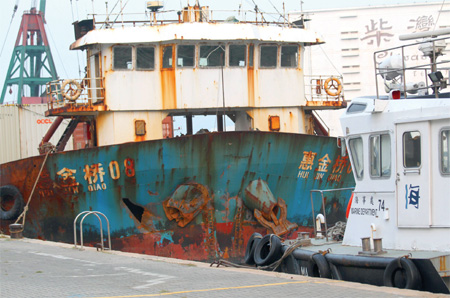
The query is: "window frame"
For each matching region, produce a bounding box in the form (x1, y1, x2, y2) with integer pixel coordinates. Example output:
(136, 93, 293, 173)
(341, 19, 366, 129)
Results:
(259, 44, 278, 68)
(162, 45, 174, 69)
(228, 44, 247, 68)
(177, 44, 196, 68)
(348, 137, 364, 180)
(440, 127, 450, 175)
(136, 46, 155, 70)
(280, 45, 299, 68)
(113, 45, 133, 70)
(198, 44, 226, 68)
(369, 133, 391, 179)
(403, 131, 421, 168)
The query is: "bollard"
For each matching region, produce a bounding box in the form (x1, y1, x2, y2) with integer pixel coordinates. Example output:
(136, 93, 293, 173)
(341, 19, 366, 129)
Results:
(9, 224, 23, 239)
(361, 237, 371, 252)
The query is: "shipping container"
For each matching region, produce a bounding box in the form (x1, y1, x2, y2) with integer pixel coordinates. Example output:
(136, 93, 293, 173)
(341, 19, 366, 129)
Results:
(0, 104, 74, 163)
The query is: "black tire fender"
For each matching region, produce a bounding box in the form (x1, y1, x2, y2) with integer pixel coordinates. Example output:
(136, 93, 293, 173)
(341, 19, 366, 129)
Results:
(281, 254, 301, 275)
(0, 185, 24, 220)
(254, 234, 282, 266)
(307, 253, 332, 279)
(244, 232, 262, 265)
(384, 258, 422, 290)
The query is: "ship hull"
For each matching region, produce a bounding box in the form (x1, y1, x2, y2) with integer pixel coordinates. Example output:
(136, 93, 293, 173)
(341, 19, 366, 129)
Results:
(0, 131, 354, 262)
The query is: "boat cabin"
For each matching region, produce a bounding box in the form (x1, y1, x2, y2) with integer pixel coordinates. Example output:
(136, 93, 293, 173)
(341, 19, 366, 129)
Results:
(43, 5, 345, 150)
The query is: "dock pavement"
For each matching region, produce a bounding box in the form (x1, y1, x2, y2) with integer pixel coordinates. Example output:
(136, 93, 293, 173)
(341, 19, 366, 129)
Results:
(1, 236, 448, 298)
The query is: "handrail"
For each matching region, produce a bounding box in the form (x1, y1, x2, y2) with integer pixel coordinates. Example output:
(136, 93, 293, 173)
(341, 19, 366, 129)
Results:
(310, 187, 355, 242)
(73, 211, 111, 251)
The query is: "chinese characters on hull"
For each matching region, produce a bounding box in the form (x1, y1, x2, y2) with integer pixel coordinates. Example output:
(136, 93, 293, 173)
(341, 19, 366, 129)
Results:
(297, 151, 352, 182)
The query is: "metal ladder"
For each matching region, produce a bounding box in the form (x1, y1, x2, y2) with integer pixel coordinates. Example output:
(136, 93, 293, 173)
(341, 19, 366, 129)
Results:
(73, 211, 111, 251)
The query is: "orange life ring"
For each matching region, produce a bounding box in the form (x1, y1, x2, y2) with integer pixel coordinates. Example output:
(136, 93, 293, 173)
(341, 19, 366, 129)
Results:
(61, 79, 82, 101)
(346, 193, 353, 219)
(324, 77, 342, 97)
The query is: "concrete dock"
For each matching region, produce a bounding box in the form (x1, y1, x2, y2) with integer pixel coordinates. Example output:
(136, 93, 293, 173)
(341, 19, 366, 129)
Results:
(0, 237, 447, 298)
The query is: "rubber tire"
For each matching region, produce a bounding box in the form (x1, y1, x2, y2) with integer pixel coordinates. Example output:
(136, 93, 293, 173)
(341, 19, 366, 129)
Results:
(384, 258, 422, 290)
(254, 234, 282, 266)
(0, 185, 24, 220)
(244, 233, 262, 265)
(307, 254, 332, 279)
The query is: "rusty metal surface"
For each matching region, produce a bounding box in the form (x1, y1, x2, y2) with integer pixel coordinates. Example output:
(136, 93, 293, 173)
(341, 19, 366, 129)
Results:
(0, 131, 354, 262)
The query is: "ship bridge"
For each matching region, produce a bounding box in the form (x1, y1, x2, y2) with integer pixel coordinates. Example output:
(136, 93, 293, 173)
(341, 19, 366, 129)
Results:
(45, 5, 346, 149)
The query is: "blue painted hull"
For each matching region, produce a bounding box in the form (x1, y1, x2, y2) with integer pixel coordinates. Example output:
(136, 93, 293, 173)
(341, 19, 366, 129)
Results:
(0, 131, 354, 261)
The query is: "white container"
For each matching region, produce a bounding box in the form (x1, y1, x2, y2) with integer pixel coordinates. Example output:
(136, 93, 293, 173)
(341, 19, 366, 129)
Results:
(0, 104, 73, 164)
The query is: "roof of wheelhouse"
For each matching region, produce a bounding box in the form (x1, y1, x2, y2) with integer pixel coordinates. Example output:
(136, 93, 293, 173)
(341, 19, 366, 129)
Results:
(70, 21, 324, 50)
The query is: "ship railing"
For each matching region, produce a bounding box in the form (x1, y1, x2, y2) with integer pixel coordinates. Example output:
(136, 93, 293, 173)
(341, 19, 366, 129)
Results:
(89, 8, 303, 29)
(46, 77, 105, 109)
(310, 187, 355, 242)
(374, 35, 450, 99)
(73, 211, 111, 252)
(304, 75, 346, 109)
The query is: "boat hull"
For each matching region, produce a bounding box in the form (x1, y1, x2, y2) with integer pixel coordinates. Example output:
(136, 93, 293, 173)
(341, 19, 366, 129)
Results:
(0, 131, 354, 262)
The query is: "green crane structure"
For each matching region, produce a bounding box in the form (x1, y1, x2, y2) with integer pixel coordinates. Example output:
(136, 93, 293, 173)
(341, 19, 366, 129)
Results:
(1, 0, 58, 104)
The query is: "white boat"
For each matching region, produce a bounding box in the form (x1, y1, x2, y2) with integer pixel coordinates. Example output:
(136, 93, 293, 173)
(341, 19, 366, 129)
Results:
(245, 29, 450, 294)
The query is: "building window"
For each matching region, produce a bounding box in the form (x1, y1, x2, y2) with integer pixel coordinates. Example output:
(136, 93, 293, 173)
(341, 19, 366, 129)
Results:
(162, 46, 173, 69)
(199, 45, 225, 67)
(248, 44, 254, 67)
(441, 129, 450, 174)
(370, 134, 391, 178)
(135, 120, 146, 136)
(260, 45, 277, 68)
(281, 45, 298, 67)
(177, 45, 195, 67)
(113, 46, 132, 70)
(349, 137, 363, 179)
(136, 46, 155, 70)
(229, 45, 246, 67)
(403, 131, 421, 168)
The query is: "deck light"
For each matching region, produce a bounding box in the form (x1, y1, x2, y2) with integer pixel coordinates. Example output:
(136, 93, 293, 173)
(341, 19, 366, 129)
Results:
(428, 71, 443, 83)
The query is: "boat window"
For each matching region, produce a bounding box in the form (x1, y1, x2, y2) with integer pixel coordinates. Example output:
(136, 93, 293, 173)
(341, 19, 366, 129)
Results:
(162, 46, 173, 68)
(281, 45, 298, 67)
(441, 129, 450, 174)
(177, 45, 195, 67)
(370, 134, 391, 178)
(347, 103, 366, 113)
(403, 131, 421, 168)
(136, 46, 155, 70)
(248, 44, 254, 67)
(113, 46, 132, 70)
(260, 45, 277, 68)
(199, 45, 225, 67)
(229, 45, 246, 67)
(349, 137, 364, 179)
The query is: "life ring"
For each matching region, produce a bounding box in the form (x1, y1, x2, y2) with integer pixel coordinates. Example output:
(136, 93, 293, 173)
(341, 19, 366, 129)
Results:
(346, 193, 354, 219)
(0, 185, 24, 220)
(306, 253, 332, 278)
(383, 258, 422, 290)
(244, 232, 262, 265)
(324, 77, 342, 97)
(254, 234, 282, 266)
(61, 79, 82, 101)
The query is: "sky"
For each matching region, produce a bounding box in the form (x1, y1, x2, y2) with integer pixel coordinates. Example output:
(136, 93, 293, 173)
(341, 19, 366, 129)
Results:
(0, 0, 440, 104)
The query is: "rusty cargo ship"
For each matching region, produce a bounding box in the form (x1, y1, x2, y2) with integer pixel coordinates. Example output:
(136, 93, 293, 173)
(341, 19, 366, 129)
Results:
(0, 3, 354, 262)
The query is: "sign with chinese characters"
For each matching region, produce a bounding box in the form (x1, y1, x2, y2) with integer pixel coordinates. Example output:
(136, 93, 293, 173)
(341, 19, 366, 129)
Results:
(297, 151, 352, 181)
(405, 184, 420, 209)
(350, 195, 384, 217)
(56, 158, 136, 194)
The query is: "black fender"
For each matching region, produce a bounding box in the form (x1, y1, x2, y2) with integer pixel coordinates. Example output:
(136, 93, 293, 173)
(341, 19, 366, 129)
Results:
(0, 185, 24, 221)
(244, 232, 262, 265)
(254, 234, 282, 266)
(307, 253, 332, 279)
(384, 258, 422, 290)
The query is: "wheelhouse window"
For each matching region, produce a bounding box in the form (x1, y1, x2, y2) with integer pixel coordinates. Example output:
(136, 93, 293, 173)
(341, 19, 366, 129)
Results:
(370, 134, 391, 178)
(260, 45, 277, 68)
(441, 129, 450, 174)
(403, 131, 421, 168)
(136, 46, 155, 70)
(199, 45, 225, 67)
(113, 46, 132, 70)
(162, 46, 173, 69)
(349, 137, 364, 179)
(229, 45, 246, 67)
(347, 103, 367, 113)
(281, 45, 298, 67)
(177, 45, 195, 67)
